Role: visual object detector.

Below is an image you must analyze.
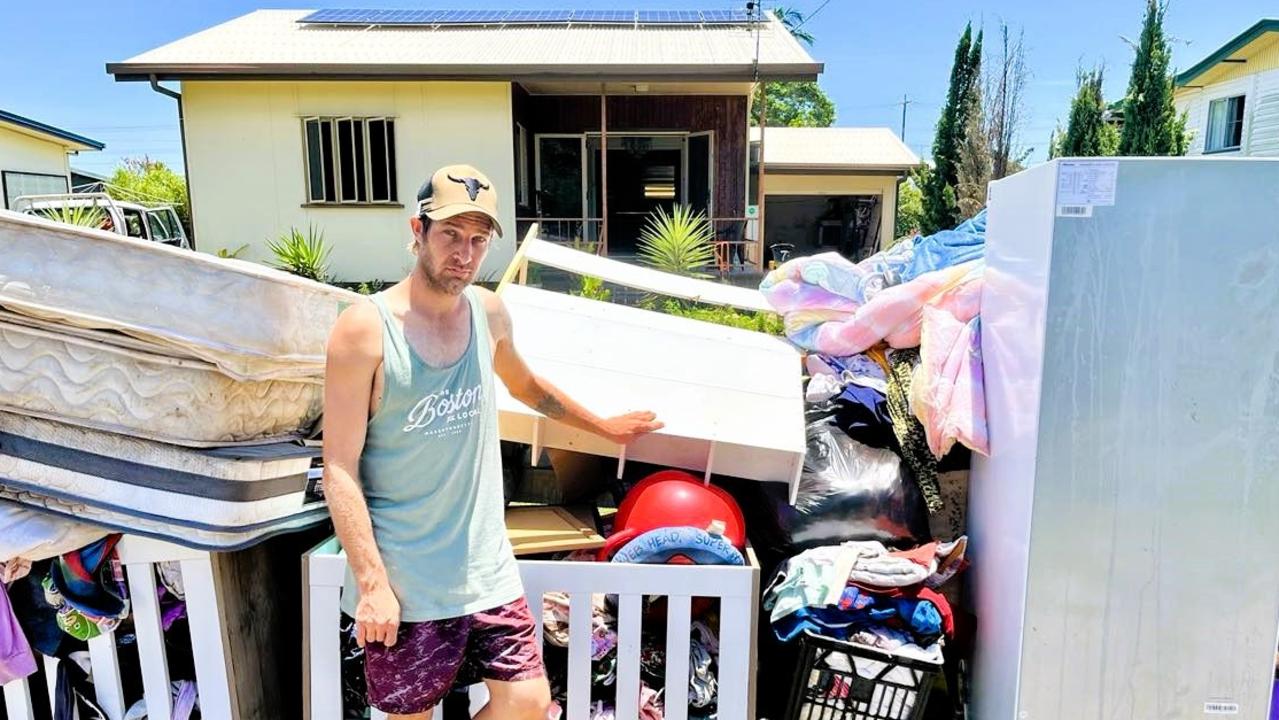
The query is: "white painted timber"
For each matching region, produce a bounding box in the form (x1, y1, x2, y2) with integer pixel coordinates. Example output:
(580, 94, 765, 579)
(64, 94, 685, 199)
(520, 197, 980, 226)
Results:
(517, 237, 775, 313)
(496, 283, 805, 499)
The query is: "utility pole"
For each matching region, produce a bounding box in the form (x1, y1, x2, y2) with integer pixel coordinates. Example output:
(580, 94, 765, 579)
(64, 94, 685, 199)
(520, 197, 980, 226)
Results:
(899, 94, 913, 143)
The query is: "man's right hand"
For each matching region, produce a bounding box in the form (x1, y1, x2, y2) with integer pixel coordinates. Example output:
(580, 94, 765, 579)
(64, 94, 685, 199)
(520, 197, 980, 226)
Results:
(354, 583, 402, 648)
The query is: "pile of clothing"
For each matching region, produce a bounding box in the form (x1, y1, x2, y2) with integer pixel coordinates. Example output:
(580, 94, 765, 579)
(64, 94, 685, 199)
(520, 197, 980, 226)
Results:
(763, 538, 967, 664)
(1, 518, 196, 719)
(761, 212, 989, 516)
(542, 589, 721, 719)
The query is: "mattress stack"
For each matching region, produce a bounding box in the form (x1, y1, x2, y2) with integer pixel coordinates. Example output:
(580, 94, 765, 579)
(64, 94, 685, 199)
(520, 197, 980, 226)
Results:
(0, 210, 361, 550)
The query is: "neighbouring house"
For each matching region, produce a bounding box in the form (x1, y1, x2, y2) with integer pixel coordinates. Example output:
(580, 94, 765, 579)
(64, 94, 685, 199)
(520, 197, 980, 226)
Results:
(0, 109, 104, 209)
(1175, 18, 1279, 156)
(750, 126, 919, 263)
(108, 9, 822, 282)
(70, 167, 110, 191)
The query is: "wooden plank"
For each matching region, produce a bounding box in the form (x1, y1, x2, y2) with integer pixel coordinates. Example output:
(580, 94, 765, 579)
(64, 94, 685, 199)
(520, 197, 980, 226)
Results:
(716, 594, 754, 720)
(515, 238, 775, 313)
(663, 595, 693, 720)
(506, 506, 605, 556)
(566, 593, 593, 720)
(87, 631, 126, 720)
(495, 283, 805, 491)
(41, 656, 56, 717)
(182, 555, 235, 720)
(125, 562, 173, 720)
(615, 594, 643, 720)
(3, 678, 35, 720)
(306, 583, 342, 720)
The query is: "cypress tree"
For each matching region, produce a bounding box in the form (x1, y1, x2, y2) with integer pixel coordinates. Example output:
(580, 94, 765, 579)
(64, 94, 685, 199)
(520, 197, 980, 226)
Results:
(1061, 68, 1110, 156)
(923, 25, 983, 233)
(1118, 0, 1184, 155)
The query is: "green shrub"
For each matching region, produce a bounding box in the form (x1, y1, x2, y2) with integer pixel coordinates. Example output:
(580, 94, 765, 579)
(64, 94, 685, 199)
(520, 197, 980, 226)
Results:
(572, 275, 612, 302)
(636, 205, 717, 278)
(267, 224, 331, 281)
(659, 299, 784, 335)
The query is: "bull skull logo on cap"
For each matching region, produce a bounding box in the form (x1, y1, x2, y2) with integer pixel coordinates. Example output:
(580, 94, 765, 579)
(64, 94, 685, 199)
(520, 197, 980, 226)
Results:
(448, 174, 490, 202)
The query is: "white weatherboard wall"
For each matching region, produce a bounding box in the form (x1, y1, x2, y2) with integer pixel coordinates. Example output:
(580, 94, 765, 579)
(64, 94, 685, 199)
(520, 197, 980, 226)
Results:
(0, 125, 71, 207)
(181, 81, 517, 281)
(1176, 68, 1279, 156)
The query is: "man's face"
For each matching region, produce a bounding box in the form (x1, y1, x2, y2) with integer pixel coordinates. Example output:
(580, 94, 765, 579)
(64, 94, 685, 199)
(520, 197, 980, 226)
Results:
(410, 213, 493, 295)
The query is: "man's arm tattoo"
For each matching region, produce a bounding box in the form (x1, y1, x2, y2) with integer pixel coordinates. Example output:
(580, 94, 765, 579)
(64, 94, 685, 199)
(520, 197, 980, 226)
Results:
(535, 391, 567, 419)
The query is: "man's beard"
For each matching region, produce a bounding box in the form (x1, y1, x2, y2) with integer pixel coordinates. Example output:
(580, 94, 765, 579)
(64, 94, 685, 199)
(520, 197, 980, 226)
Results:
(418, 247, 471, 295)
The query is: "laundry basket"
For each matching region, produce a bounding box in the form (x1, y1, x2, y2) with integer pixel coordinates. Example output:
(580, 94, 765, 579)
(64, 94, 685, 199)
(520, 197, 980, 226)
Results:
(785, 631, 942, 720)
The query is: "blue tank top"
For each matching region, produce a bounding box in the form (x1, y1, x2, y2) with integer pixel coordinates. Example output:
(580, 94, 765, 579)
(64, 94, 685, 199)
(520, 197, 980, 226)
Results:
(340, 288, 522, 621)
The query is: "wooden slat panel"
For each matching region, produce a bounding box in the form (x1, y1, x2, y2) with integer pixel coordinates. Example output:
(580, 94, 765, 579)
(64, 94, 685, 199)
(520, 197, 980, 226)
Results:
(88, 630, 126, 720)
(566, 593, 593, 720)
(41, 656, 56, 717)
(126, 562, 173, 720)
(307, 584, 343, 720)
(181, 556, 235, 720)
(3, 677, 36, 720)
(664, 595, 692, 720)
(615, 594, 643, 719)
(715, 594, 753, 720)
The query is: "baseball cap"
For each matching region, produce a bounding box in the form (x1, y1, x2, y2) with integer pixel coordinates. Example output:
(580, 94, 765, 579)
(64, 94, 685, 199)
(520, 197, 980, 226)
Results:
(416, 164, 504, 237)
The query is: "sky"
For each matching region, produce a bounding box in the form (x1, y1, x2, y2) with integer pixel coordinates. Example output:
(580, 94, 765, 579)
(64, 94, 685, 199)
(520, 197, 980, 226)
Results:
(3, 0, 1268, 175)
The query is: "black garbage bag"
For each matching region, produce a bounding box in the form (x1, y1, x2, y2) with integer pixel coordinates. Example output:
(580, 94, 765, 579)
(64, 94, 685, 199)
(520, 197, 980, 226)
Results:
(772, 419, 932, 551)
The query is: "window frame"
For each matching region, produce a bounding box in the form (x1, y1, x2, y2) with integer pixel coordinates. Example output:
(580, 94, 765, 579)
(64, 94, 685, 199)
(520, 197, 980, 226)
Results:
(515, 122, 530, 208)
(1205, 94, 1246, 154)
(301, 116, 400, 206)
(2, 170, 70, 209)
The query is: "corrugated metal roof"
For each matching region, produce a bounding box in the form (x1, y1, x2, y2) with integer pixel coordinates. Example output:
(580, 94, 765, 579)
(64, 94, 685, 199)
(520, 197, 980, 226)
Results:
(0, 110, 104, 151)
(108, 9, 821, 82)
(750, 126, 920, 171)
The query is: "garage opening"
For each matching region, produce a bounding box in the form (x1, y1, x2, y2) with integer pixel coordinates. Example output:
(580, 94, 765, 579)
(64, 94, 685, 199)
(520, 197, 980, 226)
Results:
(764, 195, 882, 264)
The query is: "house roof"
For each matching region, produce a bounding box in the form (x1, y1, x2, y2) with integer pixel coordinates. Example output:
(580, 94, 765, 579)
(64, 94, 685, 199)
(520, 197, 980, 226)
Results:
(750, 126, 920, 172)
(0, 110, 104, 152)
(107, 9, 822, 83)
(1176, 18, 1279, 87)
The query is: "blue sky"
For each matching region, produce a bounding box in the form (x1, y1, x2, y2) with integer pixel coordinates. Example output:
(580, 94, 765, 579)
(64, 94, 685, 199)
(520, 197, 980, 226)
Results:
(4, 1, 1268, 175)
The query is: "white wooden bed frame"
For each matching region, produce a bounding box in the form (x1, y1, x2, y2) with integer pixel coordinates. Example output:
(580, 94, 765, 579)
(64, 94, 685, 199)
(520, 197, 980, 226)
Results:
(303, 537, 760, 720)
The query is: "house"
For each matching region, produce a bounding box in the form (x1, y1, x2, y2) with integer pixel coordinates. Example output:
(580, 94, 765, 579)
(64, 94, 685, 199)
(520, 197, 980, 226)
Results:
(1174, 19, 1279, 156)
(108, 9, 822, 281)
(750, 126, 919, 262)
(0, 109, 104, 209)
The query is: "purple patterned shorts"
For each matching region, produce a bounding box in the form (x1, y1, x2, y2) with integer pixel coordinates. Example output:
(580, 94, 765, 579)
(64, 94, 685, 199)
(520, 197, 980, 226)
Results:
(364, 597, 546, 714)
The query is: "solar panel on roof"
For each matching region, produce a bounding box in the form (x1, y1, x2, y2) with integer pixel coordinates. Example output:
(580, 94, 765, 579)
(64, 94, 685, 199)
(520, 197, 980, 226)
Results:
(298, 8, 755, 27)
(571, 9, 635, 23)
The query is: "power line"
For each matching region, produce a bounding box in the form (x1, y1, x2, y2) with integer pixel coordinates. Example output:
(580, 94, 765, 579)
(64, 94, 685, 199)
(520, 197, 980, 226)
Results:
(791, 0, 832, 33)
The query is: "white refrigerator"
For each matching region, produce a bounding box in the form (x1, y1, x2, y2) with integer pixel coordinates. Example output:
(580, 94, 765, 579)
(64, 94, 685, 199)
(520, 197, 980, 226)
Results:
(971, 157, 1279, 719)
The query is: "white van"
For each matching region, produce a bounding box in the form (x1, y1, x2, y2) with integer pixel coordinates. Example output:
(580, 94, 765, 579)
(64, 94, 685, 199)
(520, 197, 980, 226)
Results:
(12, 192, 191, 250)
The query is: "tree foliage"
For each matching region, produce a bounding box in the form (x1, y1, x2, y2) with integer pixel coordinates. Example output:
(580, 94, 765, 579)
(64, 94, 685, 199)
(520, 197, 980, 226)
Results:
(895, 177, 925, 240)
(751, 82, 836, 127)
(1117, 0, 1187, 155)
(983, 23, 1032, 179)
(1060, 67, 1114, 157)
(923, 24, 984, 234)
(108, 157, 190, 234)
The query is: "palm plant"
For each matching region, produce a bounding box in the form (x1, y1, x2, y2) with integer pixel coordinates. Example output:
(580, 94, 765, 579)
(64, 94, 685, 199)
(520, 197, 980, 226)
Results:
(37, 204, 107, 229)
(773, 6, 814, 46)
(636, 205, 717, 279)
(267, 224, 332, 281)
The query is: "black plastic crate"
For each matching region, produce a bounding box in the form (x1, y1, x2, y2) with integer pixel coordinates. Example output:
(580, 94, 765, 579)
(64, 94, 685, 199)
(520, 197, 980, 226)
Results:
(785, 631, 942, 720)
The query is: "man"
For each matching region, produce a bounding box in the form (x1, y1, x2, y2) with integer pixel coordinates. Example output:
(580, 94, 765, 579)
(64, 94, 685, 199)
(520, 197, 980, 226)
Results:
(323, 164, 662, 719)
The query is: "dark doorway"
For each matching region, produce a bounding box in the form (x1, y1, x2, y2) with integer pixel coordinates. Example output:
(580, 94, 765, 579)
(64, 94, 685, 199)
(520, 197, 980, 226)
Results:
(764, 194, 883, 262)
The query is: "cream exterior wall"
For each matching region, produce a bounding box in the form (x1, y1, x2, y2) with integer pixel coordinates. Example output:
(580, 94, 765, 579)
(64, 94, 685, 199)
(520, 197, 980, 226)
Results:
(0, 125, 72, 207)
(181, 81, 517, 281)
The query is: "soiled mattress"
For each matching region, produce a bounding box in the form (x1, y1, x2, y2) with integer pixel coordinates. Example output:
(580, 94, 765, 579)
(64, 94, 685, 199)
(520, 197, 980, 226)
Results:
(0, 413, 328, 551)
(0, 210, 361, 382)
(0, 311, 322, 446)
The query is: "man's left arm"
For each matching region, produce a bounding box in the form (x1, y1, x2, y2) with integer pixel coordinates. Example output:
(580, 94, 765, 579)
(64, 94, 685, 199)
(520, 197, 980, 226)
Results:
(483, 290, 663, 445)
